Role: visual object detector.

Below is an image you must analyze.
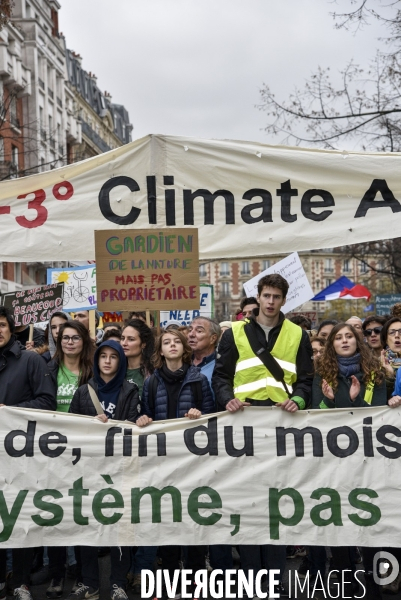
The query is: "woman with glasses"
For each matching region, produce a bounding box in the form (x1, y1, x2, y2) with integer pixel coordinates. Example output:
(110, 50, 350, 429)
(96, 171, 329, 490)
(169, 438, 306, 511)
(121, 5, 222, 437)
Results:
(362, 316, 386, 358)
(47, 321, 95, 599)
(380, 317, 401, 398)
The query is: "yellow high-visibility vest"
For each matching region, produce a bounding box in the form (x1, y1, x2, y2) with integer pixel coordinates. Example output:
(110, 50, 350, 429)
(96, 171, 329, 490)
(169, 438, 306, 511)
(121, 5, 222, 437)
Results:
(232, 319, 302, 403)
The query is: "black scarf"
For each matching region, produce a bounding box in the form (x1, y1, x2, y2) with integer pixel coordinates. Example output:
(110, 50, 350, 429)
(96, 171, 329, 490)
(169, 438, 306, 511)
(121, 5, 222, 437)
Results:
(159, 363, 189, 419)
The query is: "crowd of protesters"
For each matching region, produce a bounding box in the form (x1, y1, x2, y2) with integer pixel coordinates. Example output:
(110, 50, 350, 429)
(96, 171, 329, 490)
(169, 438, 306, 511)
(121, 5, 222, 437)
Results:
(1, 273, 401, 600)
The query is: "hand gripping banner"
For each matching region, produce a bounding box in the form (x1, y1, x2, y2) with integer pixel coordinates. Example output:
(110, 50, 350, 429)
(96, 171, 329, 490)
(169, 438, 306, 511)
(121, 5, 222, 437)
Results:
(0, 405, 400, 548)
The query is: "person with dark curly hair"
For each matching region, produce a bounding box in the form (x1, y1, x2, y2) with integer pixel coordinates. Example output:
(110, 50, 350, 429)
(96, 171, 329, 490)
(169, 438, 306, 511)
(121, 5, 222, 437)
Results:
(311, 321, 396, 598)
(312, 322, 387, 409)
(120, 319, 154, 397)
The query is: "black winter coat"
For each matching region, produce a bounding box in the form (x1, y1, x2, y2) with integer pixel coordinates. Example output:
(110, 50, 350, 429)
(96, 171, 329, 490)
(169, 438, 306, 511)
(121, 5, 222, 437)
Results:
(70, 378, 140, 422)
(212, 312, 314, 409)
(312, 372, 387, 409)
(0, 338, 56, 410)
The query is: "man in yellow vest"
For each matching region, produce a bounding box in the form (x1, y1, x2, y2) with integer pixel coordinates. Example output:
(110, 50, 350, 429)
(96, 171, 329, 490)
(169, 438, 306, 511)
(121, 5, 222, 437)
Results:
(212, 273, 313, 597)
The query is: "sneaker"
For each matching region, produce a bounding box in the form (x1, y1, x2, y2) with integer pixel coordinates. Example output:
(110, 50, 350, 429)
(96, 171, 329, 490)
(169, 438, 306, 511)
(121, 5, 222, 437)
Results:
(72, 581, 81, 593)
(110, 586, 128, 600)
(0, 583, 5, 600)
(13, 586, 33, 600)
(67, 584, 99, 600)
(297, 555, 311, 579)
(131, 574, 141, 595)
(46, 579, 64, 599)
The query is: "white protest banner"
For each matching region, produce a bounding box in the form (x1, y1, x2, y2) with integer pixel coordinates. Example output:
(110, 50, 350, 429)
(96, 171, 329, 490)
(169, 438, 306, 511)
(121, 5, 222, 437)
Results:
(159, 284, 213, 327)
(243, 252, 314, 313)
(2, 135, 401, 262)
(0, 405, 399, 548)
(47, 264, 97, 312)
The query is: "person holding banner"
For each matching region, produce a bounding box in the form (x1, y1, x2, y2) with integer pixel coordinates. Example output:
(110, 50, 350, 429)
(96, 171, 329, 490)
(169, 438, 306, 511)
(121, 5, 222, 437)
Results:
(137, 328, 214, 597)
(46, 320, 95, 598)
(67, 339, 140, 600)
(0, 306, 56, 600)
(311, 321, 393, 597)
(212, 273, 314, 597)
(121, 319, 154, 398)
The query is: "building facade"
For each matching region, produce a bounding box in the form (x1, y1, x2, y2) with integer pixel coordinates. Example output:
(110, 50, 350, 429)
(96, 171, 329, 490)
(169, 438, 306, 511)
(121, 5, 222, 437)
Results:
(65, 48, 132, 161)
(201, 250, 394, 323)
(0, 0, 133, 295)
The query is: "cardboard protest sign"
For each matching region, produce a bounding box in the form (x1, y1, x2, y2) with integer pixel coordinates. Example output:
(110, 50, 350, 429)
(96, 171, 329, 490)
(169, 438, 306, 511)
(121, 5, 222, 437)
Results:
(1, 283, 64, 326)
(47, 264, 97, 312)
(95, 228, 200, 311)
(159, 284, 213, 327)
(243, 252, 314, 314)
(0, 405, 399, 548)
(376, 294, 401, 316)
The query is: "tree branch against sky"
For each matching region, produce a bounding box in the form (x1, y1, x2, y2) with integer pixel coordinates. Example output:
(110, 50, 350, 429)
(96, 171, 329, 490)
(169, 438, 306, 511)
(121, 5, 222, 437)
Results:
(259, 0, 401, 151)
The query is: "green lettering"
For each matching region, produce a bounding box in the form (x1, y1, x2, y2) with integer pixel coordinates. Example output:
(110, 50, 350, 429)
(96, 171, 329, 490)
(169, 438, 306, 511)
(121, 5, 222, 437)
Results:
(92, 488, 124, 525)
(269, 487, 304, 540)
(135, 236, 145, 252)
(310, 488, 343, 526)
(124, 237, 135, 253)
(165, 235, 176, 253)
(348, 488, 381, 526)
(147, 235, 158, 253)
(0, 490, 28, 542)
(31, 490, 63, 527)
(106, 236, 122, 256)
(68, 477, 89, 525)
(131, 486, 182, 524)
(188, 486, 222, 526)
(178, 234, 193, 253)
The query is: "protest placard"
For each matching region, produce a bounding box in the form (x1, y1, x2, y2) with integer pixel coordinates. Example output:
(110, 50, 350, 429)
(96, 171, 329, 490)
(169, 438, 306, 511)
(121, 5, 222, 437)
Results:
(1, 283, 64, 326)
(0, 405, 398, 548)
(47, 264, 97, 312)
(243, 252, 314, 314)
(159, 284, 213, 327)
(95, 228, 200, 311)
(376, 293, 401, 315)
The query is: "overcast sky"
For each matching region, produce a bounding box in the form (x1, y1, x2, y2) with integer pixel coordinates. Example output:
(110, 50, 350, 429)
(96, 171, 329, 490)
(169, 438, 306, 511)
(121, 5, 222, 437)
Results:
(59, 0, 385, 147)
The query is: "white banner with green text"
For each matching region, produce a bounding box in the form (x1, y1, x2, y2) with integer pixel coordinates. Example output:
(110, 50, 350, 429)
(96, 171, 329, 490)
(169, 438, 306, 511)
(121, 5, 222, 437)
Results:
(0, 405, 398, 547)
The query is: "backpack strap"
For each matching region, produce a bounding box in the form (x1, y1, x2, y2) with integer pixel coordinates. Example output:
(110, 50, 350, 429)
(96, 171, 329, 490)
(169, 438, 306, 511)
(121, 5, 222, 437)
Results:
(87, 384, 105, 415)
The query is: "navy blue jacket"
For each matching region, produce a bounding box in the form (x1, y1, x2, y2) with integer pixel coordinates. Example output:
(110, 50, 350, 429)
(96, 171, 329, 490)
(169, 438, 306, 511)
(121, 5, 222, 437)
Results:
(141, 364, 215, 420)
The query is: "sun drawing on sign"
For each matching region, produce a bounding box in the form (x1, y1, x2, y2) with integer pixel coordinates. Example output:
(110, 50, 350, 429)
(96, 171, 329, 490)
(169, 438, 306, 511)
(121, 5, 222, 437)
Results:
(55, 272, 70, 284)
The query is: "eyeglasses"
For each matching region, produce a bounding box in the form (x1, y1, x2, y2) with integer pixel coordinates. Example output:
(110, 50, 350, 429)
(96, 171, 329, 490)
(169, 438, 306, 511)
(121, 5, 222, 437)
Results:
(364, 327, 383, 337)
(61, 335, 82, 343)
(388, 329, 401, 337)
